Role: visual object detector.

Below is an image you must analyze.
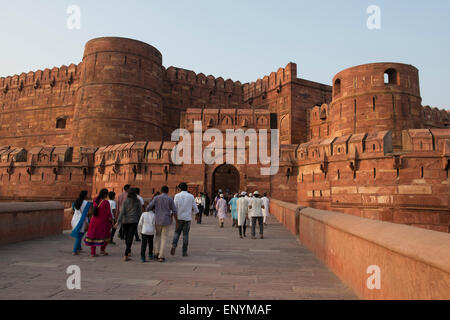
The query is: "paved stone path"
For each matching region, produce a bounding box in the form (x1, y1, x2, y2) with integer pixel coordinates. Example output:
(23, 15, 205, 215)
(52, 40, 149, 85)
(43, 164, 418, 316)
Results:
(0, 216, 357, 300)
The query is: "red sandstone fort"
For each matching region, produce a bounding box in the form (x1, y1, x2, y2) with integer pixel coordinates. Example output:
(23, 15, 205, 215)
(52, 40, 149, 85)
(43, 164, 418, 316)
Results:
(0, 37, 448, 232)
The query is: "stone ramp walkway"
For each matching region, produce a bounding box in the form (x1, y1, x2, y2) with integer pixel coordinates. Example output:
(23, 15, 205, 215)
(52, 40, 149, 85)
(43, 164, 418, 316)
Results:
(0, 216, 357, 300)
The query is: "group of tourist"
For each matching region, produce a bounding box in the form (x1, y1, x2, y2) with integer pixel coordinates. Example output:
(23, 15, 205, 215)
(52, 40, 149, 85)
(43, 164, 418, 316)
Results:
(70, 184, 270, 263)
(219, 191, 270, 239)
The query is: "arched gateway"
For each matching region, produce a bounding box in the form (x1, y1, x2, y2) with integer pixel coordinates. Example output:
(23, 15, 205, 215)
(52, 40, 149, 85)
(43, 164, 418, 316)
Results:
(212, 164, 240, 196)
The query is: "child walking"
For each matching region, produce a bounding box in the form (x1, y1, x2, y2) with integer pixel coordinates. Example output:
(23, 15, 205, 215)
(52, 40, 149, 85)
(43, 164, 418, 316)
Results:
(138, 210, 156, 263)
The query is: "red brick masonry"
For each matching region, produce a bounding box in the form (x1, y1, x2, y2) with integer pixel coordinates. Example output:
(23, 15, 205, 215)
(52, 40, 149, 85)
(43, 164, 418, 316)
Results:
(0, 37, 448, 232)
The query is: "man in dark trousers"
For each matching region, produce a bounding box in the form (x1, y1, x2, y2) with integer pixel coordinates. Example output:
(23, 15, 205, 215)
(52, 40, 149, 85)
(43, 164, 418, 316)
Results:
(116, 184, 131, 240)
(171, 183, 198, 257)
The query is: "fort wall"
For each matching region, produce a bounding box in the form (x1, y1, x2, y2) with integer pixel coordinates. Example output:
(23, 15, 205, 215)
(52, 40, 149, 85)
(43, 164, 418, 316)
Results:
(295, 128, 450, 232)
(0, 38, 449, 233)
(0, 64, 81, 148)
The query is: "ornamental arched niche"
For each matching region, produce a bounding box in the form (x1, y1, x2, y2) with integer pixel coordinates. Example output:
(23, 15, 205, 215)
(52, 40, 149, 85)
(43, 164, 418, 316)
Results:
(257, 116, 268, 126)
(222, 115, 233, 126)
(279, 115, 289, 136)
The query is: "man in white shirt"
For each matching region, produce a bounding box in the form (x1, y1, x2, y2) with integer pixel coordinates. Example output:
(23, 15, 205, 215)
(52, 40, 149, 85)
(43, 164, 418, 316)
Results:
(171, 182, 199, 257)
(261, 193, 270, 225)
(237, 192, 249, 238)
(248, 191, 265, 239)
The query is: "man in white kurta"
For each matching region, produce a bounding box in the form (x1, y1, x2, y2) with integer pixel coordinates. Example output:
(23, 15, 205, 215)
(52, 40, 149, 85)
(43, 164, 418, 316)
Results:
(261, 193, 270, 225)
(236, 192, 249, 238)
(248, 191, 265, 239)
(216, 194, 227, 228)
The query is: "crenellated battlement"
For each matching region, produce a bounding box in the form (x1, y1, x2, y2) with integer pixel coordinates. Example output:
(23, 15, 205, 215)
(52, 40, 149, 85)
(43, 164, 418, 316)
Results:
(164, 66, 243, 94)
(294, 128, 450, 232)
(242, 63, 297, 101)
(422, 105, 450, 127)
(296, 129, 450, 163)
(0, 63, 82, 91)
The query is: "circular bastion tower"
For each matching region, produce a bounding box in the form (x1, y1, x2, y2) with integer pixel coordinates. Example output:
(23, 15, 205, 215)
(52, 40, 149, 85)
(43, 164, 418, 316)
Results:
(329, 63, 423, 149)
(72, 37, 164, 148)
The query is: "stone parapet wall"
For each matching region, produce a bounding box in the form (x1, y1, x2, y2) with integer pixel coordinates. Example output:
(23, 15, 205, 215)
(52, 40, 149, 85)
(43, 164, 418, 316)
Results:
(269, 200, 450, 300)
(0, 201, 64, 245)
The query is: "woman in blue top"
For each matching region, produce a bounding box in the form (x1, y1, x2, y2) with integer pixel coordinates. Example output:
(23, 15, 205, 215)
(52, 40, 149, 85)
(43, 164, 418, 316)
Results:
(71, 191, 91, 255)
(228, 194, 239, 228)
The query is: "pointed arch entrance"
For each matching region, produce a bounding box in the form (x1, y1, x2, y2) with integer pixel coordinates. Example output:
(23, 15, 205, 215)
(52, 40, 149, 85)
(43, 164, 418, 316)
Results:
(212, 164, 240, 197)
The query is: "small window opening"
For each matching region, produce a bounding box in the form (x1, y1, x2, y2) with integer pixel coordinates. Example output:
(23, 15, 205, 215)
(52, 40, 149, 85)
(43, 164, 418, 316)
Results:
(334, 79, 341, 96)
(270, 113, 278, 129)
(384, 69, 399, 85)
(56, 118, 66, 129)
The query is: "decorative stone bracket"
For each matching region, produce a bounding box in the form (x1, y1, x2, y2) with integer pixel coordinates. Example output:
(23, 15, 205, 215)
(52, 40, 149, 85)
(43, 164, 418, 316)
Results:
(286, 167, 293, 177)
(26, 158, 36, 176)
(276, 84, 282, 94)
(51, 160, 63, 176)
(82, 167, 88, 180)
(443, 157, 449, 171)
(112, 154, 121, 174)
(98, 156, 106, 174)
(320, 159, 329, 174)
(132, 164, 142, 175)
(393, 155, 404, 170)
(6, 160, 14, 175)
(67, 73, 74, 85)
(349, 158, 359, 172)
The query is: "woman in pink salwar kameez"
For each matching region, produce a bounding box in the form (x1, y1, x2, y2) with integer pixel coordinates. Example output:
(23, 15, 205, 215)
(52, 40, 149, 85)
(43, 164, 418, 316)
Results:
(84, 189, 112, 257)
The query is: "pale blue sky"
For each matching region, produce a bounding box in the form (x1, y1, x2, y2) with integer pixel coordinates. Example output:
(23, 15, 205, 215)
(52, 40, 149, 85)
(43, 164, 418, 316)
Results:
(0, 0, 448, 108)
